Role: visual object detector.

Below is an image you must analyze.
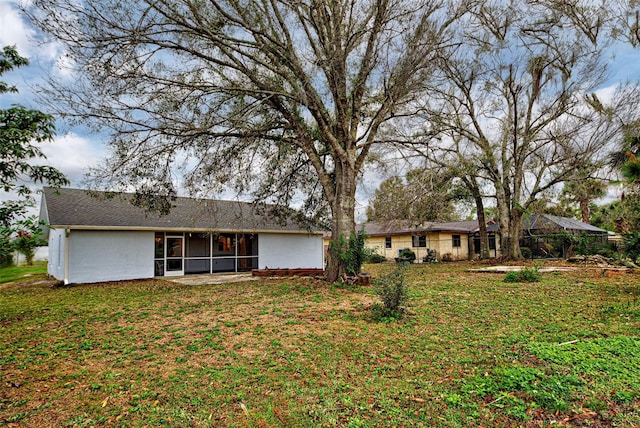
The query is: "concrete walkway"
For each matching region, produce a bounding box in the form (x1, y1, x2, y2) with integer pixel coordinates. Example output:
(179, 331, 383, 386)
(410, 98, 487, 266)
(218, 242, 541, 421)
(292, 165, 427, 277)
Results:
(164, 272, 258, 286)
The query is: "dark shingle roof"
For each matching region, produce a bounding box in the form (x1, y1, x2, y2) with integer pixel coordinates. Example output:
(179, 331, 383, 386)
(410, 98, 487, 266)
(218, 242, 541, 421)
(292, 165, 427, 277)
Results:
(41, 187, 320, 233)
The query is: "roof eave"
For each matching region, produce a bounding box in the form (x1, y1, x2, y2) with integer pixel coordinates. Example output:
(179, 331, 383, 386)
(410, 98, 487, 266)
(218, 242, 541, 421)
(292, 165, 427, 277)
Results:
(47, 224, 324, 235)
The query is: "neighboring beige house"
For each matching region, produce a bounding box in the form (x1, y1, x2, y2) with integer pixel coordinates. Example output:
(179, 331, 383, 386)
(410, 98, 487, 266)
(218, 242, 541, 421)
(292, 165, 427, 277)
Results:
(322, 220, 499, 262)
(361, 220, 499, 261)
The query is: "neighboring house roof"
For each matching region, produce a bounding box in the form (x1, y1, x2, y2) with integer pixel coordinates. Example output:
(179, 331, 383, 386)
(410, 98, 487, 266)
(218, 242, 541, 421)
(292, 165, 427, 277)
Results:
(361, 214, 608, 237)
(40, 187, 322, 234)
(359, 219, 498, 236)
(522, 214, 608, 234)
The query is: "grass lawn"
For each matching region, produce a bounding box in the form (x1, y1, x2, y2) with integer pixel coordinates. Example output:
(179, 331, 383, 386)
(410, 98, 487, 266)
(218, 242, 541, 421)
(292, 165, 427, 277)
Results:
(0, 261, 48, 285)
(1, 261, 639, 427)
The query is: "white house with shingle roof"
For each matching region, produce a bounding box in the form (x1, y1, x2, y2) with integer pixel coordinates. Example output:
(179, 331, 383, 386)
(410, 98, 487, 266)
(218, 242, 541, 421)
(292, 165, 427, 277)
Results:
(40, 188, 325, 284)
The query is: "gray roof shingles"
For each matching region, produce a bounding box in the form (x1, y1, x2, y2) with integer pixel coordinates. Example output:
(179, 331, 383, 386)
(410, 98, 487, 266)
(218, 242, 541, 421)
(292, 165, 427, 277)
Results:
(41, 187, 320, 233)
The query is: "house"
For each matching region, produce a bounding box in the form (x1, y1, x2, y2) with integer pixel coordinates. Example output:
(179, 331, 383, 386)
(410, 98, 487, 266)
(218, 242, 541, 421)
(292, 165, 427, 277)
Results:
(39, 187, 324, 284)
(520, 213, 609, 258)
(359, 219, 500, 261)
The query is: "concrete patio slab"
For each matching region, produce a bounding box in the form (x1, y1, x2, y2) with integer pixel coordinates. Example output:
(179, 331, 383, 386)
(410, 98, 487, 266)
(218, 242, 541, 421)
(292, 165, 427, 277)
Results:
(164, 273, 258, 286)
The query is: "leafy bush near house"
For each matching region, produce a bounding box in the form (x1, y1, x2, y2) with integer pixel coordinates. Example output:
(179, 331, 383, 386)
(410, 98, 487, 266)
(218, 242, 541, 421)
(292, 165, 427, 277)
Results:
(367, 253, 387, 263)
(371, 266, 409, 320)
(397, 248, 415, 263)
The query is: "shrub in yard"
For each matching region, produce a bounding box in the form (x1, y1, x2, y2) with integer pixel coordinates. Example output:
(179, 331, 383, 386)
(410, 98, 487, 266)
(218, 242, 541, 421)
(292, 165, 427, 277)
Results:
(368, 253, 387, 263)
(503, 265, 540, 283)
(441, 252, 453, 262)
(372, 266, 409, 320)
(398, 248, 415, 264)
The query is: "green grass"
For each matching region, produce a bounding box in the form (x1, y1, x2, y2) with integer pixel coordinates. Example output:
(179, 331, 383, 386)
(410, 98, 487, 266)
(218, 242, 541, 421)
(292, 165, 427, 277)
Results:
(1, 261, 639, 427)
(0, 261, 48, 285)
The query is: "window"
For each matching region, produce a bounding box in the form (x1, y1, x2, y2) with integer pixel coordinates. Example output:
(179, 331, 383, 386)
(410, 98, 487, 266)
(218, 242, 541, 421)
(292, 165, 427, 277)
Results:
(214, 234, 235, 256)
(452, 234, 461, 248)
(489, 234, 496, 250)
(412, 235, 426, 247)
(385, 236, 392, 249)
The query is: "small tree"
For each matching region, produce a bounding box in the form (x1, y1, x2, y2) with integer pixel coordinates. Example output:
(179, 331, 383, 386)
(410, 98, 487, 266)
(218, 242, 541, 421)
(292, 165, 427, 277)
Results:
(11, 216, 46, 266)
(372, 265, 409, 320)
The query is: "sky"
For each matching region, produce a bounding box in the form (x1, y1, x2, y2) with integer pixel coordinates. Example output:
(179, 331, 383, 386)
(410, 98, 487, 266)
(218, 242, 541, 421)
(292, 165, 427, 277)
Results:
(1, 0, 107, 187)
(1, 0, 639, 220)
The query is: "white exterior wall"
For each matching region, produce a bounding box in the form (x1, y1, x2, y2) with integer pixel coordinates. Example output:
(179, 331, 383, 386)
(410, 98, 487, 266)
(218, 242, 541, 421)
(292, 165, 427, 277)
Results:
(48, 228, 66, 280)
(67, 230, 154, 284)
(259, 233, 324, 269)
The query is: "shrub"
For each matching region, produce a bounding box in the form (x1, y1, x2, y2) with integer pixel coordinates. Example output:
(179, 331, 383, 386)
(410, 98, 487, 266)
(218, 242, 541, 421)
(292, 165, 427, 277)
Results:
(398, 248, 415, 263)
(503, 265, 540, 283)
(441, 252, 453, 262)
(372, 266, 409, 320)
(519, 265, 541, 282)
(367, 253, 387, 263)
(503, 271, 521, 283)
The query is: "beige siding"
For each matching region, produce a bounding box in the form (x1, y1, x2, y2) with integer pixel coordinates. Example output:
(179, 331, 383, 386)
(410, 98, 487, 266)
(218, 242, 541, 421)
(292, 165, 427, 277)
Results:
(325, 230, 493, 263)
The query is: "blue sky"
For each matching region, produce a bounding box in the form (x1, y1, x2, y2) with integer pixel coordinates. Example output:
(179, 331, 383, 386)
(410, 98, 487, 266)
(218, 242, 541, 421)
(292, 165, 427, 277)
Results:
(1, 0, 638, 218)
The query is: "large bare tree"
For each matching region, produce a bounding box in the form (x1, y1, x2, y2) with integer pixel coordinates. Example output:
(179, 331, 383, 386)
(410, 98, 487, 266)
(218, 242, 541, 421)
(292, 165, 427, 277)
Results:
(412, 1, 638, 258)
(26, 0, 470, 281)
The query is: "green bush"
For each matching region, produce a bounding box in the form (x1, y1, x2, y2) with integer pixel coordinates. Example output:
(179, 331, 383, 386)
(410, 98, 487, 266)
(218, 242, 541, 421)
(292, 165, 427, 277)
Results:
(503, 271, 521, 283)
(503, 265, 540, 283)
(398, 248, 415, 263)
(372, 266, 409, 320)
(367, 253, 387, 263)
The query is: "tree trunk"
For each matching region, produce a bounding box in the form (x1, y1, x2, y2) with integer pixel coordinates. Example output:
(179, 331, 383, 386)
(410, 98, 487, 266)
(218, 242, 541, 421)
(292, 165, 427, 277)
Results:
(324, 164, 357, 283)
(506, 210, 524, 259)
(474, 193, 491, 259)
(579, 197, 590, 224)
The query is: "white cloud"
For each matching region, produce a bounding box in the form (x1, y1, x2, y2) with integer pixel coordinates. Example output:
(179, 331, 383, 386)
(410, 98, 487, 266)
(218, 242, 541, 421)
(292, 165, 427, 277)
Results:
(40, 132, 106, 185)
(0, 1, 35, 55)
